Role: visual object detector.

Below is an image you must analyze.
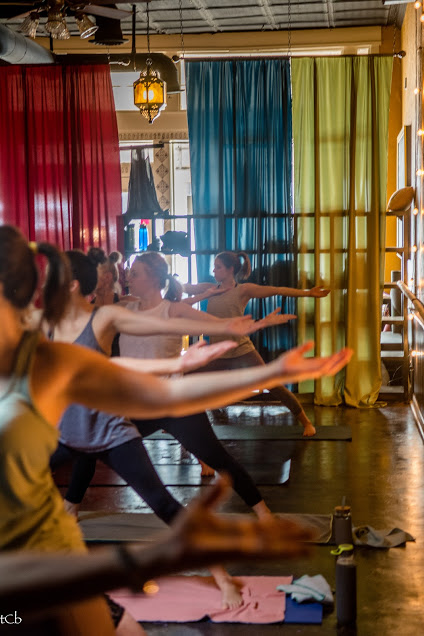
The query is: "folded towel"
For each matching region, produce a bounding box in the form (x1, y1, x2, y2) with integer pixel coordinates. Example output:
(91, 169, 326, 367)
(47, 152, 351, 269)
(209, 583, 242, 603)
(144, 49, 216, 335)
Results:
(277, 574, 333, 604)
(353, 525, 415, 548)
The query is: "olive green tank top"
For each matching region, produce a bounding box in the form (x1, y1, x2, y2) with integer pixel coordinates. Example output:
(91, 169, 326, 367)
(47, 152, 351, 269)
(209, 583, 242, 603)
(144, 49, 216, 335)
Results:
(207, 285, 256, 358)
(0, 331, 85, 553)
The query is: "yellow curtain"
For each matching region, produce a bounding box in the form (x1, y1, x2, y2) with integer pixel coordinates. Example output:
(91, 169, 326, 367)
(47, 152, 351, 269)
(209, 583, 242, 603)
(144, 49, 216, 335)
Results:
(292, 56, 393, 406)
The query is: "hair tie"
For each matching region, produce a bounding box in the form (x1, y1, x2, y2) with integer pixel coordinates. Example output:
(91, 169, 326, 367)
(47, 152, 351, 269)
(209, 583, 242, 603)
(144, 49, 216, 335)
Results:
(28, 241, 38, 254)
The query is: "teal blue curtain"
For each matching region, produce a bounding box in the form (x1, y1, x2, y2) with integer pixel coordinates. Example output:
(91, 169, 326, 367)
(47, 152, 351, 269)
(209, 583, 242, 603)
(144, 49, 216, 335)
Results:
(186, 59, 295, 358)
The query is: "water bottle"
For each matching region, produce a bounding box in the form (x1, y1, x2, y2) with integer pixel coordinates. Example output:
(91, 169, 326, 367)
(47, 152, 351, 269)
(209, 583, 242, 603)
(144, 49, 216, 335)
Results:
(333, 505, 353, 545)
(139, 223, 148, 251)
(335, 547, 357, 626)
(125, 224, 135, 254)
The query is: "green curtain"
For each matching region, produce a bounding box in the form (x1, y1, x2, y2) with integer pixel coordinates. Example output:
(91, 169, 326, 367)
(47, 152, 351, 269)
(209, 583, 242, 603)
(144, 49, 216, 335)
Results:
(292, 56, 393, 406)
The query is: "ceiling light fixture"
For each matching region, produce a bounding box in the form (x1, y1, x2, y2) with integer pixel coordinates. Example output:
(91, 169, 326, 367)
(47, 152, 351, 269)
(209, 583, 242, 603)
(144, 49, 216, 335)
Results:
(133, 3, 166, 124)
(75, 12, 98, 39)
(19, 12, 40, 38)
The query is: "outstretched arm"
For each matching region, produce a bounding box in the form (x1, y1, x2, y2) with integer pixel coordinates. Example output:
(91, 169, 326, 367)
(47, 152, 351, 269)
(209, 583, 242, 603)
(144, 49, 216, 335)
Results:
(0, 477, 315, 618)
(32, 339, 352, 424)
(241, 283, 330, 301)
(183, 282, 213, 295)
(101, 303, 255, 339)
(113, 341, 238, 375)
(181, 286, 227, 306)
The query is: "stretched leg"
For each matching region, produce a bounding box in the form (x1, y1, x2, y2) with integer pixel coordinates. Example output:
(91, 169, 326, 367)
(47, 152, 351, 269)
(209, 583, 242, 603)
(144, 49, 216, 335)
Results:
(201, 350, 316, 436)
(160, 413, 266, 508)
(50, 445, 98, 518)
(135, 416, 261, 609)
(101, 437, 183, 524)
(155, 413, 271, 610)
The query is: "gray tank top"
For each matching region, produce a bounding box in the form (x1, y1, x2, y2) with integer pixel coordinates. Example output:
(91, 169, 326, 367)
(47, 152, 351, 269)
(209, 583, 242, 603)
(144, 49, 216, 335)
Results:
(58, 310, 140, 452)
(0, 331, 84, 552)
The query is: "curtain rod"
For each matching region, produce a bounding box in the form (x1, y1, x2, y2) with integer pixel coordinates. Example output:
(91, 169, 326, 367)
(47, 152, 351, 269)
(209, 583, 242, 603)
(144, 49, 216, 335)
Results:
(185, 53, 403, 62)
(119, 143, 165, 150)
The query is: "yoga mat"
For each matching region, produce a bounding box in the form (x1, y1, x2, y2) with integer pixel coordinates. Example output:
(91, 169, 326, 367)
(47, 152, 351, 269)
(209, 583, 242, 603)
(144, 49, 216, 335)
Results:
(110, 575, 293, 624)
(144, 425, 352, 441)
(79, 512, 333, 544)
(55, 460, 291, 487)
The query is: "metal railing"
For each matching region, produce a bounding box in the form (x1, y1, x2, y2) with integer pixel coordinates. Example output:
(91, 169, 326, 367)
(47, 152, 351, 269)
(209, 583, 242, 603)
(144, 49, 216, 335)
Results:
(397, 280, 424, 330)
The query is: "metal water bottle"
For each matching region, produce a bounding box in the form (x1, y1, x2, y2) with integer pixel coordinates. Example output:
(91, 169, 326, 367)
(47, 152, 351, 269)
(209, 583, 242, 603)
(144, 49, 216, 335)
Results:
(125, 224, 135, 254)
(333, 505, 353, 545)
(335, 547, 357, 626)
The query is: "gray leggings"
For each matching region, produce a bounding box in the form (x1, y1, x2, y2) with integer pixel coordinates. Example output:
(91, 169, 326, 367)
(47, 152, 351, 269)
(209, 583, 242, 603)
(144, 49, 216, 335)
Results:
(200, 349, 303, 417)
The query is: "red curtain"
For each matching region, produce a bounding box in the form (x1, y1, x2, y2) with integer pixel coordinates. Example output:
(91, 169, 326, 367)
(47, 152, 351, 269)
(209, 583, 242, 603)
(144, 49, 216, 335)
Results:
(0, 64, 121, 251)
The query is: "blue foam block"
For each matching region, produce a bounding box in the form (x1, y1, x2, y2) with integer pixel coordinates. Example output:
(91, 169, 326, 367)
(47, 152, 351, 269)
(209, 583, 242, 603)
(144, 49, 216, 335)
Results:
(284, 597, 323, 624)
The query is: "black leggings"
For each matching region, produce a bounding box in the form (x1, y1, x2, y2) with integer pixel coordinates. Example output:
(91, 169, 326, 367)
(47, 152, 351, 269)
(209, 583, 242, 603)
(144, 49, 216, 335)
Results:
(52, 413, 263, 517)
(50, 437, 182, 524)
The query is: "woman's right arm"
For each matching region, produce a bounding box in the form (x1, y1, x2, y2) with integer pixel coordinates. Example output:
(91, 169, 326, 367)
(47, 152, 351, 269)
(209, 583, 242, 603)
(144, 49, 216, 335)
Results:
(100, 303, 256, 338)
(181, 286, 227, 306)
(0, 478, 314, 617)
(183, 282, 213, 295)
(31, 340, 352, 425)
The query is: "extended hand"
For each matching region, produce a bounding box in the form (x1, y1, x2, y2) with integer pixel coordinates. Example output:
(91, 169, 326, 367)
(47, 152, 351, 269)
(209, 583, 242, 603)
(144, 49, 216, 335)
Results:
(274, 341, 353, 384)
(179, 340, 237, 373)
(225, 315, 257, 336)
(256, 308, 297, 329)
(168, 476, 315, 568)
(309, 287, 330, 298)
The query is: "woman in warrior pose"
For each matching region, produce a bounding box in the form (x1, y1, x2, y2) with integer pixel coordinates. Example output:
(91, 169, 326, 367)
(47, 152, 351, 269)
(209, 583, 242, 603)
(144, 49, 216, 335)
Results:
(49, 250, 302, 610)
(0, 226, 352, 633)
(184, 251, 331, 437)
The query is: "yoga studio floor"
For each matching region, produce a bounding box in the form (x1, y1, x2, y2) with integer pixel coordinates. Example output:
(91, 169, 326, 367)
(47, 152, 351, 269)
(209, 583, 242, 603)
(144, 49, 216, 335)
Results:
(55, 402, 424, 636)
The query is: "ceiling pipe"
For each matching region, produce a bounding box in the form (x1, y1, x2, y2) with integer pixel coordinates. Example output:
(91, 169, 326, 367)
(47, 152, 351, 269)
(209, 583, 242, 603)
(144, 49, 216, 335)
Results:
(0, 24, 55, 64)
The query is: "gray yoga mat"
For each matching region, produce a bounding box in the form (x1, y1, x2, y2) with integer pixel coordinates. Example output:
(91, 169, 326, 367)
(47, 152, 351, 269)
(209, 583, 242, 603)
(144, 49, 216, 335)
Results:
(55, 460, 291, 487)
(144, 425, 352, 441)
(79, 511, 333, 544)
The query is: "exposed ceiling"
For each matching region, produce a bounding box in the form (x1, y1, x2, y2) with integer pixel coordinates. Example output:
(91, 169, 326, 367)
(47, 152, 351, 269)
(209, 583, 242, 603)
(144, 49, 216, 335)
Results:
(0, 1, 407, 38)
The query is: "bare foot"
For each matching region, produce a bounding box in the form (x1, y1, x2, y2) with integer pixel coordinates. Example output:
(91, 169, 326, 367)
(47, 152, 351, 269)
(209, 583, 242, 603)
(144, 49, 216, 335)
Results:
(63, 499, 80, 518)
(297, 410, 316, 437)
(219, 578, 243, 610)
(199, 460, 215, 477)
(302, 422, 316, 437)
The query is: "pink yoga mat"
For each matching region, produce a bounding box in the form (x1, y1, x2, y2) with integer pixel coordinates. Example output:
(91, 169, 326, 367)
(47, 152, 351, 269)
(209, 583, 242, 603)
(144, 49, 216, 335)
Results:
(111, 575, 293, 624)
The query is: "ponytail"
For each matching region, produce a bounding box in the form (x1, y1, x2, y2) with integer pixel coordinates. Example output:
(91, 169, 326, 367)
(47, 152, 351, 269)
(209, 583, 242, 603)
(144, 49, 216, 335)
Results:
(0, 226, 71, 325)
(236, 251, 251, 281)
(164, 273, 183, 302)
(36, 243, 72, 324)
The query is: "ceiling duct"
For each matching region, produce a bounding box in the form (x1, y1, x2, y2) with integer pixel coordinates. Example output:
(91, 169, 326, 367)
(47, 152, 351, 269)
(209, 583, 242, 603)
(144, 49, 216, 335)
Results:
(0, 23, 55, 64)
(60, 52, 181, 94)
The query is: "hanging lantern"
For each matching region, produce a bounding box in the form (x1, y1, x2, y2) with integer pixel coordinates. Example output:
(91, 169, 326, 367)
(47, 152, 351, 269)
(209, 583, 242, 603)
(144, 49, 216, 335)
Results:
(133, 59, 167, 124)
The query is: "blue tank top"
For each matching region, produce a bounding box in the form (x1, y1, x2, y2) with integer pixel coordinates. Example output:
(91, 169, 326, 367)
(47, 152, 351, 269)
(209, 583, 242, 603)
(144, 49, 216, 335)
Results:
(58, 311, 140, 452)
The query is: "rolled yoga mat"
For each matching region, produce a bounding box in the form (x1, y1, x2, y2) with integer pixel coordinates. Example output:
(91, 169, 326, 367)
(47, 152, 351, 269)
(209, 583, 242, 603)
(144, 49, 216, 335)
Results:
(78, 511, 333, 544)
(54, 460, 291, 487)
(144, 424, 352, 441)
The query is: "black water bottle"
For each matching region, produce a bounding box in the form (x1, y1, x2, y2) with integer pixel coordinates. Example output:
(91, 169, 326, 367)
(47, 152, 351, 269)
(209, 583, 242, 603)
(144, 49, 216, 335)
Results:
(333, 505, 353, 545)
(336, 549, 357, 626)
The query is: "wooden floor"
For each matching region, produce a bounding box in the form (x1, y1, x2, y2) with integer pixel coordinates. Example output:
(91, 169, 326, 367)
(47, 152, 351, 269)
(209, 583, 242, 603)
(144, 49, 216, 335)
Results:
(56, 403, 424, 635)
